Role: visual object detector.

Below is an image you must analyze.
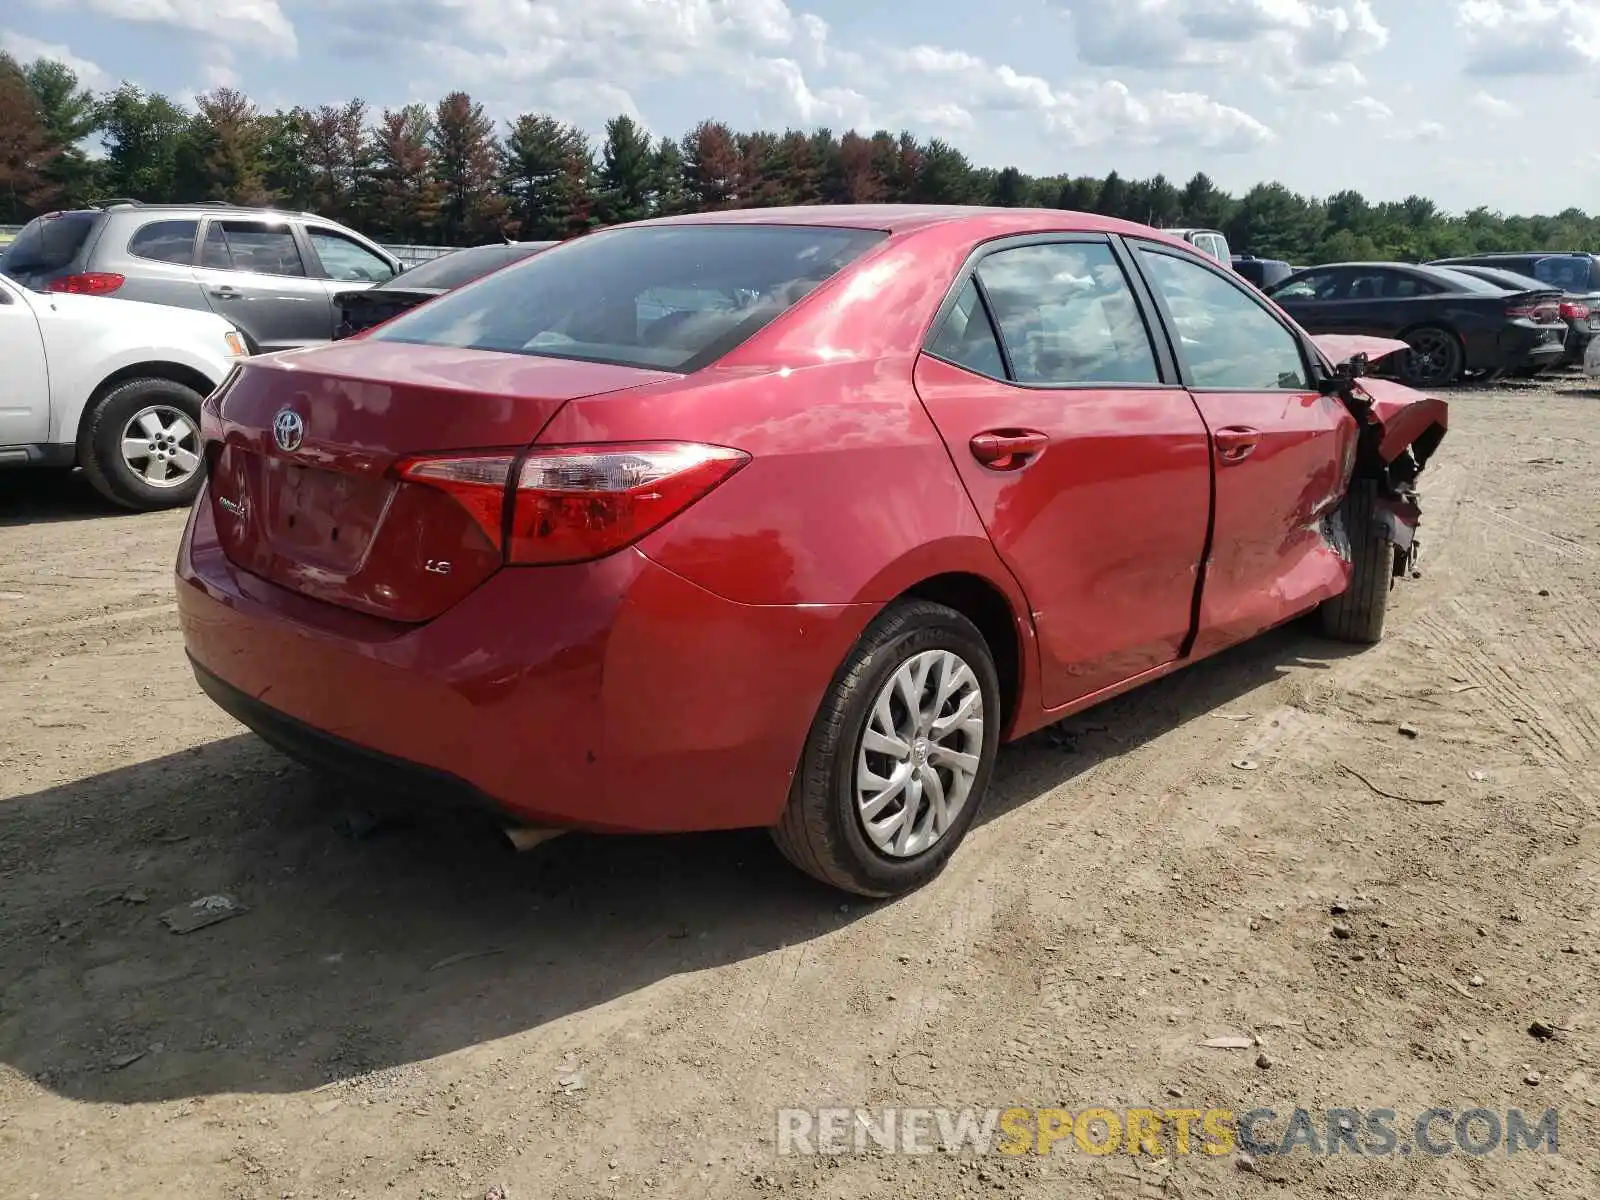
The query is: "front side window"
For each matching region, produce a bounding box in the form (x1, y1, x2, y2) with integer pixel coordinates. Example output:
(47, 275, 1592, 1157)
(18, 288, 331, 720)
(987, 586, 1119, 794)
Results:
(974, 242, 1161, 386)
(372, 224, 886, 373)
(308, 228, 396, 283)
(128, 219, 199, 265)
(1138, 247, 1309, 390)
(927, 279, 1006, 379)
(201, 221, 306, 278)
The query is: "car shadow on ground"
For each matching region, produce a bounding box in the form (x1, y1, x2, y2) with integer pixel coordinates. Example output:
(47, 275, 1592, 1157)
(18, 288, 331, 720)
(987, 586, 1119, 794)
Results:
(0, 468, 133, 527)
(0, 623, 1358, 1106)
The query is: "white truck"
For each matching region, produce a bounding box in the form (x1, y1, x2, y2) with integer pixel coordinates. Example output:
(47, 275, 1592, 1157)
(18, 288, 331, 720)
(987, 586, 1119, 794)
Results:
(0, 271, 246, 510)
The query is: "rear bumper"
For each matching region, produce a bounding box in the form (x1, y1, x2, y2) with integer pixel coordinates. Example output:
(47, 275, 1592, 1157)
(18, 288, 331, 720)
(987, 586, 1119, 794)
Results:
(176, 483, 873, 833)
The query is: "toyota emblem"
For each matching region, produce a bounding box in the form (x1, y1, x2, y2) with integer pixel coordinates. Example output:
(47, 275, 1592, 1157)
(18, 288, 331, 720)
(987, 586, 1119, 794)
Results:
(273, 408, 304, 452)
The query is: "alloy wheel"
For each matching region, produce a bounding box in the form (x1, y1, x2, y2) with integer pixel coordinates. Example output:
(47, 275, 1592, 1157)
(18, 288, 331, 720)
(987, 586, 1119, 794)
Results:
(855, 648, 985, 858)
(119, 405, 202, 488)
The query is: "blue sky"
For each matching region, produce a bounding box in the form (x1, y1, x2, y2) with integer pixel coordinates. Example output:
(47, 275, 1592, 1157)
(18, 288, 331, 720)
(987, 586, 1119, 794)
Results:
(5, 1, 1599, 214)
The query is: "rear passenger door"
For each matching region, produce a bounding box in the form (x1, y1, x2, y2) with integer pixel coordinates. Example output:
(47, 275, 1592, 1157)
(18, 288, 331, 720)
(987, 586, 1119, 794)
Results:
(1129, 241, 1359, 656)
(912, 236, 1214, 709)
(196, 217, 336, 350)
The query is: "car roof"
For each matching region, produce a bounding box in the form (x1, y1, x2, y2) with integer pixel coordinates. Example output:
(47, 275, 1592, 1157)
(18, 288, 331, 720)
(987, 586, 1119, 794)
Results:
(629, 204, 1194, 243)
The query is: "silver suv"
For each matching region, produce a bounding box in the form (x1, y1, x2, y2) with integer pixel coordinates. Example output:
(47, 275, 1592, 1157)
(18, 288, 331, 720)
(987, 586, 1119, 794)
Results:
(0, 201, 402, 352)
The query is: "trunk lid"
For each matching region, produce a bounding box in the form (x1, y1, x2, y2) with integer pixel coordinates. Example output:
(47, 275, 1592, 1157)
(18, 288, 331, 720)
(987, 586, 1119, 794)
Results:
(333, 288, 444, 338)
(206, 341, 676, 621)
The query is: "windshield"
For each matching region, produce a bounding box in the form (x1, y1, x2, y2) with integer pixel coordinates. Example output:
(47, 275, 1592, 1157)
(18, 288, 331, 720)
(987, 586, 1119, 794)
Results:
(371, 223, 888, 373)
(389, 242, 555, 291)
(0, 212, 99, 281)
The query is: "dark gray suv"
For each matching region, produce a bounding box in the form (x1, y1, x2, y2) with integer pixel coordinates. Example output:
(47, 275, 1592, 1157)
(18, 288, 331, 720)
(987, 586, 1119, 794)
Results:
(0, 201, 403, 352)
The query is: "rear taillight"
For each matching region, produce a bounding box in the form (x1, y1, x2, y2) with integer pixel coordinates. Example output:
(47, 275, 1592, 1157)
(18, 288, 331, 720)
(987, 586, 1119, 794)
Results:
(396, 442, 750, 566)
(1560, 301, 1590, 320)
(45, 272, 125, 295)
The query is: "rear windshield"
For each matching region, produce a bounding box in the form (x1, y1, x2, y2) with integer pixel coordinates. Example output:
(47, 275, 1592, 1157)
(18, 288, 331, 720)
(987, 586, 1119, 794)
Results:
(393, 243, 554, 291)
(370, 223, 889, 372)
(1430, 267, 1506, 294)
(1531, 255, 1600, 293)
(0, 212, 99, 276)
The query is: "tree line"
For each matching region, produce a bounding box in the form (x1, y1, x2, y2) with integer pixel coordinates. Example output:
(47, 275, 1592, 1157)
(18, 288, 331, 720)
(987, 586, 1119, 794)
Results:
(3, 51, 1597, 263)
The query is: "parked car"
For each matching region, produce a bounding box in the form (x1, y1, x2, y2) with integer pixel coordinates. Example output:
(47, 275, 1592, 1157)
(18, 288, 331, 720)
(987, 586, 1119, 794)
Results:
(1265, 262, 1568, 386)
(1586, 334, 1600, 380)
(1162, 227, 1231, 265)
(1429, 252, 1600, 366)
(1232, 255, 1293, 290)
(0, 269, 247, 509)
(0, 201, 402, 353)
(1429, 261, 1596, 368)
(334, 241, 556, 338)
(177, 206, 1447, 897)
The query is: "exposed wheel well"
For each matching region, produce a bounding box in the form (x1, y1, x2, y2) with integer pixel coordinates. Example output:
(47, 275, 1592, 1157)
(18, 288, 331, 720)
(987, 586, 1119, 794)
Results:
(75, 362, 219, 458)
(900, 572, 1021, 731)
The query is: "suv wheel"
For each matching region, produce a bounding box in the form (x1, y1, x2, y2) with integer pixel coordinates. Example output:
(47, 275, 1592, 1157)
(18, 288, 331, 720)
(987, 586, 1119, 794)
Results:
(80, 377, 207, 511)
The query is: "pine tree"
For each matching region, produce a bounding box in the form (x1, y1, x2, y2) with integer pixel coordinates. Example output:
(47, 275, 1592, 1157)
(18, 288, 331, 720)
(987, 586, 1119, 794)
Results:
(596, 115, 654, 225)
(0, 53, 58, 221)
(502, 114, 592, 239)
(430, 91, 507, 244)
(369, 104, 438, 241)
(21, 58, 100, 207)
(681, 120, 741, 211)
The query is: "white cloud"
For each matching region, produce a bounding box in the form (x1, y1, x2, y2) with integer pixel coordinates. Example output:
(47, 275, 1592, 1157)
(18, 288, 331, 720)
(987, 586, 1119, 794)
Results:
(1351, 95, 1393, 119)
(1470, 89, 1519, 117)
(1060, 0, 1388, 84)
(0, 29, 114, 88)
(29, 0, 296, 54)
(305, 0, 1270, 157)
(884, 43, 1274, 151)
(1457, 0, 1600, 75)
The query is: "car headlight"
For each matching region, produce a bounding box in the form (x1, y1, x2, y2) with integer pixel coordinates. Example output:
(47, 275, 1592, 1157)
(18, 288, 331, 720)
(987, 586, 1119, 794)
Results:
(224, 330, 248, 357)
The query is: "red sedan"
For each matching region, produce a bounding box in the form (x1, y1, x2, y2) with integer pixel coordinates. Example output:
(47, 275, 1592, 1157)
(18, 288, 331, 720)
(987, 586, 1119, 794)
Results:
(176, 206, 1447, 897)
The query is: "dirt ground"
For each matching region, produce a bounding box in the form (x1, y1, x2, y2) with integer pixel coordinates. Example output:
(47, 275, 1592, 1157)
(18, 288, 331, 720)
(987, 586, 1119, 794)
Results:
(2, 377, 1598, 1200)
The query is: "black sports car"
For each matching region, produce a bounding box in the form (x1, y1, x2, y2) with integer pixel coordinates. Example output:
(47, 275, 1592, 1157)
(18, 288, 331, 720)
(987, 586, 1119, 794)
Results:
(1265, 261, 1569, 387)
(334, 241, 557, 338)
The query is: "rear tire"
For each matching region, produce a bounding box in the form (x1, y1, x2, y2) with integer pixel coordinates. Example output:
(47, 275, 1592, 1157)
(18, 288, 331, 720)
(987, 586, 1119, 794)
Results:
(79, 377, 207, 511)
(771, 600, 1002, 898)
(1318, 479, 1394, 644)
(1397, 325, 1463, 388)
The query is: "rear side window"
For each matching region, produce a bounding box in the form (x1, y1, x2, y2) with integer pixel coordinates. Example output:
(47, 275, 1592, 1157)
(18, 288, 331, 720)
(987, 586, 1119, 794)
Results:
(202, 221, 307, 277)
(1, 212, 99, 274)
(370, 224, 887, 372)
(974, 242, 1161, 386)
(128, 220, 198, 265)
(927, 280, 1006, 378)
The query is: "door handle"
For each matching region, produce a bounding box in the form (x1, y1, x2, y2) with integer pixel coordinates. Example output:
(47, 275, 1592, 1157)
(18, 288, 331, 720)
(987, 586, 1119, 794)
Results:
(208, 286, 242, 300)
(1214, 426, 1261, 463)
(970, 429, 1049, 469)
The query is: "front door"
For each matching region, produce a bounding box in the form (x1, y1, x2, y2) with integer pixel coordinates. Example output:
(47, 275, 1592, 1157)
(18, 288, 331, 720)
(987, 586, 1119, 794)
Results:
(197, 218, 336, 350)
(1129, 241, 1359, 657)
(912, 237, 1213, 709)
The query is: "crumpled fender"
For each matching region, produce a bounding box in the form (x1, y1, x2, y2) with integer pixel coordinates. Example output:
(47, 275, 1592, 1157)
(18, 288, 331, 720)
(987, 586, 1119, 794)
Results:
(1351, 376, 1449, 467)
(1310, 333, 1411, 369)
